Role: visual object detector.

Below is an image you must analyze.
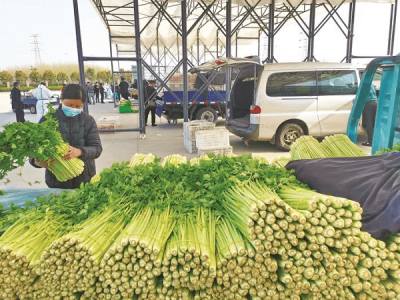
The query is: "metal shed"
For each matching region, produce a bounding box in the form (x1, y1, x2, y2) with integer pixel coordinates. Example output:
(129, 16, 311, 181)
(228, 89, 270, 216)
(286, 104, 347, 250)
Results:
(72, 0, 398, 135)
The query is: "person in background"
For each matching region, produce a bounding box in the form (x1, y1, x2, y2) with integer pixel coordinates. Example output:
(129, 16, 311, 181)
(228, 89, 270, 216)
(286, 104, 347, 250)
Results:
(99, 83, 105, 104)
(32, 82, 52, 122)
(11, 81, 25, 122)
(119, 77, 129, 100)
(105, 82, 112, 99)
(94, 82, 100, 103)
(86, 82, 95, 105)
(362, 85, 378, 147)
(145, 80, 162, 127)
(30, 84, 103, 189)
(114, 85, 121, 101)
(61, 83, 67, 94)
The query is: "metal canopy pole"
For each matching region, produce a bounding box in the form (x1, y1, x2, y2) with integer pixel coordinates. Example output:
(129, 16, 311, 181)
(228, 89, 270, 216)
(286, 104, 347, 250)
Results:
(133, 0, 145, 134)
(226, 0, 232, 121)
(267, 0, 275, 63)
(346, 0, 356, 63)
(72, 0, 87, 112)
(307, 0, 316, 61)
(391, 0, 398, 56)
(388, 0, 398, 55)
(182, 0, 189, 122)
(197, 29, 200, 65)
(109, 33, 117, 108)
(216, 30, 219, 58)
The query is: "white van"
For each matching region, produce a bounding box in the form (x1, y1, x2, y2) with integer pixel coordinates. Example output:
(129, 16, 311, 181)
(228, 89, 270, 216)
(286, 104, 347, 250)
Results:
(191, 59, 362, 150)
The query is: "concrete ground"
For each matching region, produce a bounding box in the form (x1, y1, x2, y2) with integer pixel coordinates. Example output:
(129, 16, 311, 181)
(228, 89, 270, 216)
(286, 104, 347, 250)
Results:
(0, 91, 371, 188)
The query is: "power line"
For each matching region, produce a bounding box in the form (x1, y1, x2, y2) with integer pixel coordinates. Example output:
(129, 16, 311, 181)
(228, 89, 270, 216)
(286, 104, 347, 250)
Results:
(30, 33, 42, 65)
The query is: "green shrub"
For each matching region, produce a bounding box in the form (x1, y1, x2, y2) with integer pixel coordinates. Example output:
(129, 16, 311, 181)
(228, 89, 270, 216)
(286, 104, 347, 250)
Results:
(0, 71, 13, 86)
(0, 85, 63, 92)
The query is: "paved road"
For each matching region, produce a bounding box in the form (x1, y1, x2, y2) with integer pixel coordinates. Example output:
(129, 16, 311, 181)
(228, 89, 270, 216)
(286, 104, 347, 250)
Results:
(0, 91, 369, 188)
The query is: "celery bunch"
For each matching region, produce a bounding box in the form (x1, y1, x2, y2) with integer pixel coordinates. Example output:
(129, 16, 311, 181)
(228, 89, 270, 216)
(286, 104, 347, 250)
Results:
(290, 134, 367, 160)
(0, 106, 84, 183)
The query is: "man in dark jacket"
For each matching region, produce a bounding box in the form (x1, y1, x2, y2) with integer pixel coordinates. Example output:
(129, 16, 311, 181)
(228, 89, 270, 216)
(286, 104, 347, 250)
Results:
(30, 84, 102, 189)
(145, 80, 162, 126)
(11, 81, 25, 122)
(94, 82, 100, 103)
(119, 77, 129, 100)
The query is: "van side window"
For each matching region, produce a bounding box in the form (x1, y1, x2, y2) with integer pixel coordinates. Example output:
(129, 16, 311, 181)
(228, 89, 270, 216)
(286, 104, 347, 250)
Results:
(266, 72, 317, 97)
(317, 70, 357, 95)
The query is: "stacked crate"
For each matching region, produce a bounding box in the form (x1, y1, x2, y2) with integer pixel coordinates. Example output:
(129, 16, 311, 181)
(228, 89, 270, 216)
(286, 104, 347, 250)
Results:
(97, 116, 120, 134)
(195, 128, 232, 156)
(183, 121, 215, 153)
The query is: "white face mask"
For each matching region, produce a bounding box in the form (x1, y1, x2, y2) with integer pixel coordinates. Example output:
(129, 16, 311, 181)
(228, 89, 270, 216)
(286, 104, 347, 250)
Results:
(62, 104, 82, 117)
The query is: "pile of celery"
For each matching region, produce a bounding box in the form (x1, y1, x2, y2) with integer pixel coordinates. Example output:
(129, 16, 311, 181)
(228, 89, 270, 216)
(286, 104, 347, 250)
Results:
(290, 134, 367, 160)
(0, 153, 399, 299)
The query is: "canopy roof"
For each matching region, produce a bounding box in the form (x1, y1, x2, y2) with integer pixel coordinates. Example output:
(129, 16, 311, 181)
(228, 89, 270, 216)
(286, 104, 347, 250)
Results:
(91, 0, 394, 55)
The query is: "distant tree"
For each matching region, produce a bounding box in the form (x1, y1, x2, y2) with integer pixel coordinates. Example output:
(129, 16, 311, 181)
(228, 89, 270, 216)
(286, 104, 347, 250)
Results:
(29, 68, 41, 85)
(42, 70, 56, 84)
(70, 71, 80, 83)
(119, 68, 131, 81)
(0, 71, 13, 86)
(57, 71, 69, 83)
(97, 70, 112, 82)
(105, 71, 112, 83)
(15, 70, 28, 83)
(85, 67, 96, 81)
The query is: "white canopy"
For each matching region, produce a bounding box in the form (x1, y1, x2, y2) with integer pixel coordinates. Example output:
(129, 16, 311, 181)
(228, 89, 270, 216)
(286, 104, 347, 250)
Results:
(91, 0, 395, 55)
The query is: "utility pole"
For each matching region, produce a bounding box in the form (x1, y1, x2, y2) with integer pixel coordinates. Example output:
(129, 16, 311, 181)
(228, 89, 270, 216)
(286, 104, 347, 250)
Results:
(30, 34, 42, 65)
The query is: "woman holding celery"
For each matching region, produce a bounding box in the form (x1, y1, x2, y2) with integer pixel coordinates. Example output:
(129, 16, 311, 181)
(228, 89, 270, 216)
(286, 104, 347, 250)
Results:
(30, 84, 103, 189)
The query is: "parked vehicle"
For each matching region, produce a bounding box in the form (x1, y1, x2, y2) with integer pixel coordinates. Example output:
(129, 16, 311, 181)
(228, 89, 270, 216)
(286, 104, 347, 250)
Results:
(192, 58, 364, 150)
(21, 91, 60, 114)
(161, 90, 226, 124)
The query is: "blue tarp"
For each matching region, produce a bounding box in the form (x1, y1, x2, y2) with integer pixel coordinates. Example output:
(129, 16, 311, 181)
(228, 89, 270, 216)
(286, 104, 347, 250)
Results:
(286, 152, 400, 240)
(0, 187, 66, 209)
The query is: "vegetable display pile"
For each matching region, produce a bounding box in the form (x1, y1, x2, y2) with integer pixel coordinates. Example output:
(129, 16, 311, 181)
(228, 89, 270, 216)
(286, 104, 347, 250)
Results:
(0, 106, 84, 183)
(290, 134, 367, 160)
(1, 153, 400, 300)
(375, 141, 400, 155)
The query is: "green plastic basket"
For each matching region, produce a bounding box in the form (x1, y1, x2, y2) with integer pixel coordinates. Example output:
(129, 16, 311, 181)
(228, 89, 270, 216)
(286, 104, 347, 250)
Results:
(119, 106, 132, 113)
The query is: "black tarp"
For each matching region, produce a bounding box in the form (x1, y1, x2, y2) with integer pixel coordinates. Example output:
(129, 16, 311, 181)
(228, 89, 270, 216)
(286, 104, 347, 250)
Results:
(285, 152, 400, 240)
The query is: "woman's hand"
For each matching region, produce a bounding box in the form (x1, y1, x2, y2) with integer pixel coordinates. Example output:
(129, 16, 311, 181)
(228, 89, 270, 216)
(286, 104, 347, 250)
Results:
(34, 158, 55, 169)
(63, 146, 82, 160)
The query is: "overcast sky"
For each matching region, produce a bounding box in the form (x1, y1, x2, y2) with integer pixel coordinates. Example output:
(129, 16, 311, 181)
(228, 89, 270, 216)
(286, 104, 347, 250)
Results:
(0, 0, 398, 71)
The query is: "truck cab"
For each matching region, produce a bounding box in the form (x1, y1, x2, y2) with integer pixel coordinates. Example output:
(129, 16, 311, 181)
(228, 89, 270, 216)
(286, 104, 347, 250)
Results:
(21, 91, 60, 114)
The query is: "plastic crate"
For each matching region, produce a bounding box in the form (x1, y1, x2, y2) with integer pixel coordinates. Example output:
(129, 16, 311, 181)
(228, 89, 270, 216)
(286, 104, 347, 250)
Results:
(183, 121, 215, 153)
(97, 116, 120, 131)
(198, 146, 233, 156)
(183, 120, 215, 139)
(119, 106, 132, 113)
(184, 137, 197, 154)
(195, 128, 230, 150)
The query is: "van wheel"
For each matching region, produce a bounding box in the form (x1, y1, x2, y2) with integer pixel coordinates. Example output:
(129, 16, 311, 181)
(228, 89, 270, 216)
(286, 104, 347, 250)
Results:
(276, 123, 304, 151)
(196, 107, 218, 123)
(30, 105, 37, 114)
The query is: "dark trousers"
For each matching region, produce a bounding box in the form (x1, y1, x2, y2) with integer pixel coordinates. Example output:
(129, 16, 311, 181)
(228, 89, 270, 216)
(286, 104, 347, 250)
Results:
(121, 92, 129, 100)
(15, 106, 25, 122)
(95, 92, 99, 102)
(145, 106, 156, 125)
(363, 101, 378, 144)
(100, 92, 104, 103)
